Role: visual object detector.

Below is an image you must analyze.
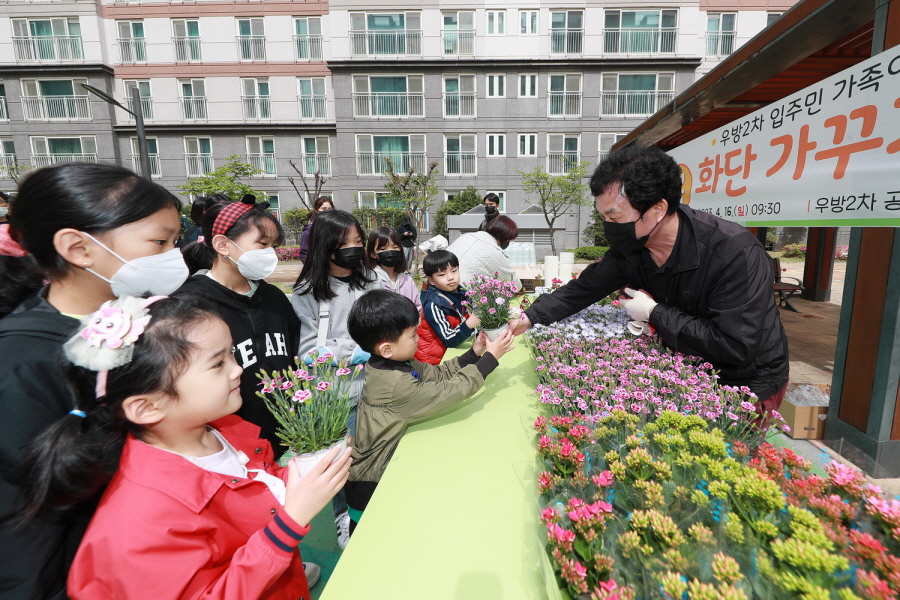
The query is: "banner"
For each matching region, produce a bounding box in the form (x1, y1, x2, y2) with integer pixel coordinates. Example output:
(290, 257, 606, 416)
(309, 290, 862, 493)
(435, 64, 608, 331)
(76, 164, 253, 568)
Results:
(669, 44, 900, 226)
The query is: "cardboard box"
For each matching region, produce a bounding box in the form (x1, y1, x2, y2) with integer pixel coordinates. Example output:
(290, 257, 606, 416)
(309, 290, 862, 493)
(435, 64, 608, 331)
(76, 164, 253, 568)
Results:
(780, 398, 828, 439)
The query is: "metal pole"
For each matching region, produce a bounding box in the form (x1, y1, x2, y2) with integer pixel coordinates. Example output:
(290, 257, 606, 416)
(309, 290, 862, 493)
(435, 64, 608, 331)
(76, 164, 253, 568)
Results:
(131, 86, 151, 179)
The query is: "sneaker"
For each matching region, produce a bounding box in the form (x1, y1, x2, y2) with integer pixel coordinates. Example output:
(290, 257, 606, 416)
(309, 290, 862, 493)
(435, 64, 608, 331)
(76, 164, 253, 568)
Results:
(335, 511, 351, 550)
(303, 562, 321, 589)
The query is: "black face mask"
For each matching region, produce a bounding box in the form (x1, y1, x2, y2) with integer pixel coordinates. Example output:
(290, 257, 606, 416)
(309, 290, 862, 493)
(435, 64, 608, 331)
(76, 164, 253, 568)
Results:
(485, 205, 497, 215)
(376, 250, 403, 267)
(331, 247, 364, 270)
(602, 213, 659, 255)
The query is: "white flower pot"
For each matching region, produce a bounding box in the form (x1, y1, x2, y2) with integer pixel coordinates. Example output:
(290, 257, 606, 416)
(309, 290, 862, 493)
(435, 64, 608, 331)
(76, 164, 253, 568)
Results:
(289, 436, 349, 478)
(483, 326, 507, 341)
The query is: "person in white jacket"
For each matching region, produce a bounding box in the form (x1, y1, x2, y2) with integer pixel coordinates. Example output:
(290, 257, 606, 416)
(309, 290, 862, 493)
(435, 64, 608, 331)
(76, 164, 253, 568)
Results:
(446, 215, 521, 290)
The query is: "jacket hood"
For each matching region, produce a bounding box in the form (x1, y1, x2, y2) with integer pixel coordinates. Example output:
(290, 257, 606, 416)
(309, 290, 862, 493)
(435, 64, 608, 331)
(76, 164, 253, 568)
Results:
(178, 273, 264, 310)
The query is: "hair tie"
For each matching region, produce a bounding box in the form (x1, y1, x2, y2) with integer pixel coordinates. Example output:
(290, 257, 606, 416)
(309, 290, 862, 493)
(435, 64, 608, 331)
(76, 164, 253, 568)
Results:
(0, 224, 27, 257)
(210, 195, 256, 239)
(69, 409, 86, 418)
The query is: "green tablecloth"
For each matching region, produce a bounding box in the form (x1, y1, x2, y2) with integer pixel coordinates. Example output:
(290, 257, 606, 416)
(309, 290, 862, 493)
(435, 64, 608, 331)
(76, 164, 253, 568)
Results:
(320, 341, 558, 600)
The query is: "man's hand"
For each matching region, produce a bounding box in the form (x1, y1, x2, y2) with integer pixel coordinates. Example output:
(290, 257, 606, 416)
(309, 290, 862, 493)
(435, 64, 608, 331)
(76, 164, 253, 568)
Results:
(620, 288, 658, 322)
(507, 313, 532, 336)
(484, 328, 515, 360)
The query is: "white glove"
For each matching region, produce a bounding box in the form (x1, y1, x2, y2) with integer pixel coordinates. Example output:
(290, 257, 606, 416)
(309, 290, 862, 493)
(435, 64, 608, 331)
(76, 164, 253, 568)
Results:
(627, 321, 652, 336)
(621, 288, 658, 322)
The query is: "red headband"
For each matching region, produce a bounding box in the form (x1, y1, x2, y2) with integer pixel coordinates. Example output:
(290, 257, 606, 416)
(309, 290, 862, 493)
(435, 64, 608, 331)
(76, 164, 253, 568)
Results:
(211, 201, 254, 238)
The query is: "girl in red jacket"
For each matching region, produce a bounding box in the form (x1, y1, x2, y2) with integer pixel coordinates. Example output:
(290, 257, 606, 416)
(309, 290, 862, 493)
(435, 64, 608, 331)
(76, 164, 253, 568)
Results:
(15, 293, 351, 600)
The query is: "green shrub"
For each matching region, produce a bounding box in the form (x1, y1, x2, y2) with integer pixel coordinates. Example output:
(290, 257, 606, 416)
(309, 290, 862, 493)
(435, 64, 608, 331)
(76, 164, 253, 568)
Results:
(352, 206, 407, 232)
(582, 209, 609, 247)
(781, 243, 806, 258)
(574, 246, 609, 261)
(432, 186, 482, 238)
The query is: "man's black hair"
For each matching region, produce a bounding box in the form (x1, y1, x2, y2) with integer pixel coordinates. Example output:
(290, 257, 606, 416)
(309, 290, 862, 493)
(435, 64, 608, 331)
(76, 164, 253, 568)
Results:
(589, 145, 682, 215)
(422, 250, 459, 277)
(347, 290, 419, 354)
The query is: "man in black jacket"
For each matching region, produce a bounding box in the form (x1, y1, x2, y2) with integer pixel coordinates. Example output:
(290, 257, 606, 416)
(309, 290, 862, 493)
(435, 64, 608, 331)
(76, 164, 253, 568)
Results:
(510, 145, 789, 419)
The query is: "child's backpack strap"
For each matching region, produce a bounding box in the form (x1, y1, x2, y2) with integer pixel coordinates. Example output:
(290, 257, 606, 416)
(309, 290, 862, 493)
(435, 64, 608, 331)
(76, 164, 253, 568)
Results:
(316, 300, 331, 348)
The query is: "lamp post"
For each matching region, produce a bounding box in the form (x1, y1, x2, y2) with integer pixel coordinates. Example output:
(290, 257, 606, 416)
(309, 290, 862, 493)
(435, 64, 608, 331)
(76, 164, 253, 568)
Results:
(81, 83, 151, 179)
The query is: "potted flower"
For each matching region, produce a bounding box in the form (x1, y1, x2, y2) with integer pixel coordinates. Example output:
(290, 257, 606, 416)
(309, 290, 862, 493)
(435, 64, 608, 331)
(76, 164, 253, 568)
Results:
(256, 351, 354, 476)
(464, 273, 516, 341)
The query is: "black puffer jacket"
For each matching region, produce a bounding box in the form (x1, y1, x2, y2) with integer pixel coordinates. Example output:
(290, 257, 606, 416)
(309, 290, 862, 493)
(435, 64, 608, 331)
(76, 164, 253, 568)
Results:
(525, 205, 789, 399)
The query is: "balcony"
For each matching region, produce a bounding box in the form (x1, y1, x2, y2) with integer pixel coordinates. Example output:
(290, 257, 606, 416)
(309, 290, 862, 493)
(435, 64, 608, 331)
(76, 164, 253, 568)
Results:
(550, 29, 583, 55)
(125, 96, 153, 121)
(237, 35, 266, 61)
(12, 36, 84, 63)
(356, 151, 426, 176)
(22, 96, 91, 121)
(443, 92, 475, 118)
(242, 96, 271, 120)
(247, 153, 276, 177)
(173, 37, 202, 62)
(603, 28, 677, 55)
(441, 30, 474, 56)
(706, 31, 736, 57)
(0, 97, 8, 121)
(0, 155, 17, 178)
(444, 152, 476, 176)
(185, 153, 213, 177)
(179, 96, 207, 121)
(352, 93, 424, 119)
(31, 153, 98, 168)
(600, 91, 675, 116)
(118, 38, 146, 63)
(350, 30, 421, 56)
(130, 154, 161, 178)
(549, 92, 582, 118)
(298, 95, 327, 121)
(293, 34, 323, 61)
(301, 153, 331, 177)
(548, 151, 580, 174)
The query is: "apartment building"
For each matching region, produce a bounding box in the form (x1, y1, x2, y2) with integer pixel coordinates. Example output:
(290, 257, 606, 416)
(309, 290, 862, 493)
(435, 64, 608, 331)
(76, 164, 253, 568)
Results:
(0, 0, 796, 242)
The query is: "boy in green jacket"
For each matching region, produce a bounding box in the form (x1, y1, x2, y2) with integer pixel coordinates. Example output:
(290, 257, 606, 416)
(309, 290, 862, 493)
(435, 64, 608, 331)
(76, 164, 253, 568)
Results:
(344, 289, 515, 535)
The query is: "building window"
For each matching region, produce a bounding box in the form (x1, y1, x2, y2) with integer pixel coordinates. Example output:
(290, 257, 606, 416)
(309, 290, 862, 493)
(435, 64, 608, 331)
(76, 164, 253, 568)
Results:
(262, 192, 280, 220)
(349, 12, 422, 56)
(1, 138, 17, 178)
(767, 12, 782, 26)
(443, 11, 474, 56)
(519, 10, 538, 35)
(486, 10, 505, 35)
(294, 17, 323, 61)
(172, 19, 201, 62)
(352, 75, 423, 118)
(0, 84, 7, 122)
(519, 74, 537, 98)
(246, 136, 275, 177)
(30, 135, 96, 168)
(242, 78, 270, 120)
(444, 74, 475, 118)
(11, 18, 82, 63)
(601, 72, 674, 116)
(236, 18, 266, 61)
(298, 77, 327, 121)
(487, 134, 505, 157)
(130, 137, 160, 177)
(179, 79, 207, 121)
(706, 13, 736, 57)
(356, 134, 426, 175)
(123, 80, 152, 121)
(487, 74, 505, 98)
(486, 190, 506, 212)
(603, 10, 677, 54)
(445, 134, 476, 176)
(184, 136, 212, 176)
(117, 21, 146, 63)
(518, 133, 537, 157)
(550, 11, 583, 55)
(302, 136, 331, 176)
(599, 133, 627, 161)
(549, 73, 581, 118)
(547, 134, 579, 174)
(21, 78, 90, 121)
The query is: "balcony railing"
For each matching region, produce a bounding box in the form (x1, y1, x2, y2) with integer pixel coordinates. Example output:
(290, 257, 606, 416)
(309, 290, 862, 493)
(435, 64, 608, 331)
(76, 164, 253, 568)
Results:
(549, 92, 582, 118)
(185, 153, 213, 177)
(301, 153, 331, 176)
(603, 27, 677, 54)
(444, 151, 476, 176)
(441, 30, 474, 56)
(118, 38, 146, 63)
(31, 153, 97, 168)
(550, 29, 583, 55)
(0, 97, 8, 121)
(352, 93, 424, 119)
(237, 35, 266, 61)
(548, 151, 580, 174)
(173, 37, 202, 62)
(601, 90, 674, 116)
(0, 154, 17, 178)
(12, 36, 84, 62)
(179, 96, 207, 121)
(125, 96, 153, 121)
(356, 151, 426, 175)
(242, 96, 271, 120)
(130, 154, 161, 177)
(22, 95, 91, 121)
(247, 153, 276, 176)
(443, 92, 475, 118)
(350, 30, 421, 56)
(706, 31, 736, 57)
(293, 34, 323, 61)
(298, 95, 327, 120)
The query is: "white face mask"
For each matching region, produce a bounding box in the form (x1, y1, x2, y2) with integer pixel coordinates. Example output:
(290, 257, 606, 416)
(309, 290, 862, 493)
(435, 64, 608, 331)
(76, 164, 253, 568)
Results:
(82, 232, 189, 297)
(228, 240, 278, 280)
(0, 207, 8, 218)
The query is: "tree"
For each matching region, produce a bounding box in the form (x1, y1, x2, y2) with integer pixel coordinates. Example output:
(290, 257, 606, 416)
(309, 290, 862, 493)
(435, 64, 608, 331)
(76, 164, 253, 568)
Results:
(178, 155, 266, 201)
(432, 186, 481, 238)
(518, 162, 591, 255)
(382, 158, 440, 272)
(5, 160, 34, 186)
(582, 208, 609, 247)
(282, 207, 311, 245)
(285, 159, 328, 211)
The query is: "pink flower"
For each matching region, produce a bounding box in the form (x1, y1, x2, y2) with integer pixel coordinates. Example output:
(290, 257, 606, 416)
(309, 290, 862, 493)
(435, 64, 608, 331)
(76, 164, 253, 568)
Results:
(480, 296, 488, 303)
(279, 381, 294, 390)
(292, 389, 312, 403)
(317, 381, 331, 391)
(593, 470, 614, 487)
(336, 368, 351, 376)
(489, 308, 496, 315)
(293, 369, 308, 378)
